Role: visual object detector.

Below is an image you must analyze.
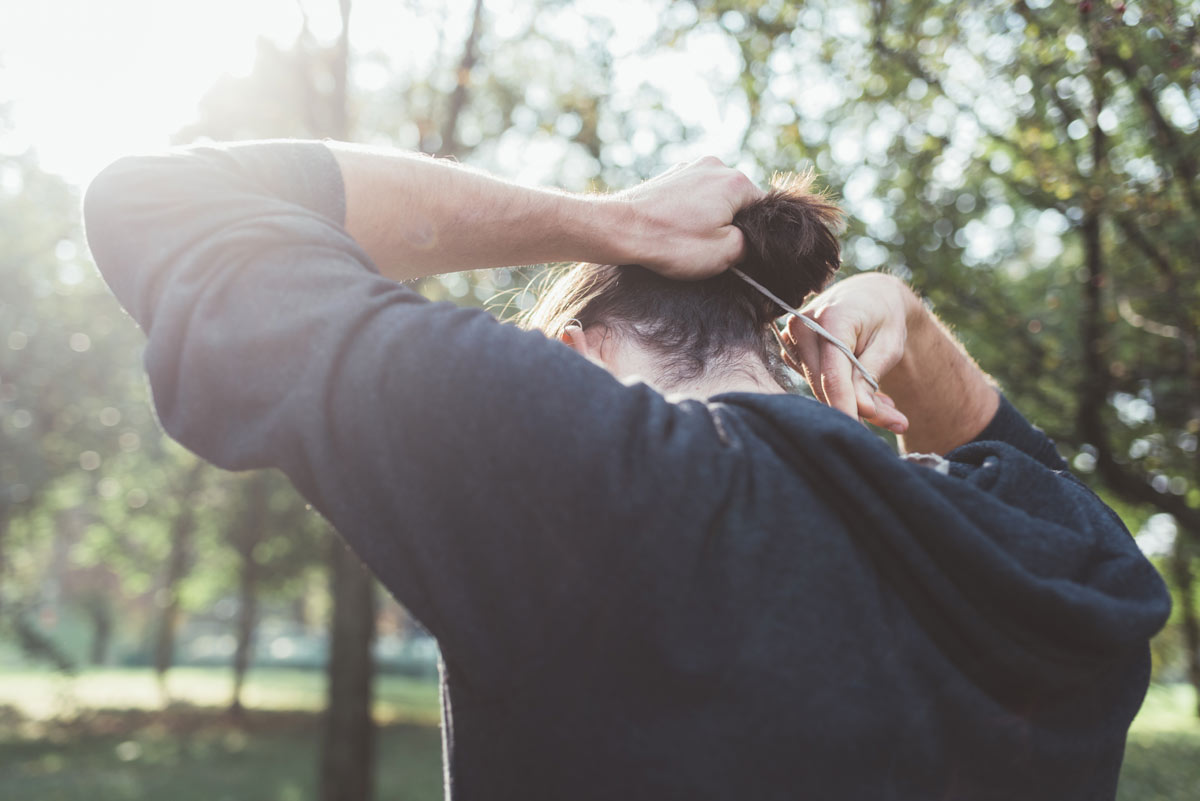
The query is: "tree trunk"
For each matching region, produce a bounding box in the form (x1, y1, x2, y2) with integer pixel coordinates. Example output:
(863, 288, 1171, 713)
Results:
(0, 502, 10, 633)
(439, 0, 485, 156)
(314, 2, 378, 797)
(320, 540, 376, 801)
(153, 462, 206, 704)
(0, 501, 9, 592)
(230, 475, 269, 718)
(88, 600, 113, 665)
(230, 557, 260, 718)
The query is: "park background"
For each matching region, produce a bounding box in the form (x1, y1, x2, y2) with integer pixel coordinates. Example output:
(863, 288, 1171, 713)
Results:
(1, 0, 1198, 798)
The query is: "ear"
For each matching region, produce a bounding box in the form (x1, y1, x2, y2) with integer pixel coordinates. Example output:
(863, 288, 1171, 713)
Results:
(560, 323, 593, 357)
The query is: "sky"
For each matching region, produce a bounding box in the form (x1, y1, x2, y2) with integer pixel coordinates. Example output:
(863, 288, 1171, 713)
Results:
(0, 0, 1109, 271)
(0, 0, 744, 188)
(1, 0, 307, 184)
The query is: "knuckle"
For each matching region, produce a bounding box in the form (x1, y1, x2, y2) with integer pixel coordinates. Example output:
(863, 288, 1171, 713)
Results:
(820, 367, 846, 390)
(819, 317, 853, 341)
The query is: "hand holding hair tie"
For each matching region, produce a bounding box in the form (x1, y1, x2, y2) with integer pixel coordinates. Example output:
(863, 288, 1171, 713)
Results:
(763, 271, 916, 435)
(730, 267, 879, 392)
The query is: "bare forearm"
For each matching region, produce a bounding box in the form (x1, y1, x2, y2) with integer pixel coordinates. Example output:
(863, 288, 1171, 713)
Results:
(329, 143, 630, 280)
(784, 272, 1000, 455)
(883, 298, 1000, 455)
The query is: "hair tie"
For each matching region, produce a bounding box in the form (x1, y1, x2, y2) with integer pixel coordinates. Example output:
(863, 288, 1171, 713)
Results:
(730, 267, 880, 392)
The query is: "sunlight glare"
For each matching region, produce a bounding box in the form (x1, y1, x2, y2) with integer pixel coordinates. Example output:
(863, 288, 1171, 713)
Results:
(1, 0, 303, 183)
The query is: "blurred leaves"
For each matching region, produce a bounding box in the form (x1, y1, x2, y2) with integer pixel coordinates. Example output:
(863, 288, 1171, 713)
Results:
(3, 0, 1199, 689)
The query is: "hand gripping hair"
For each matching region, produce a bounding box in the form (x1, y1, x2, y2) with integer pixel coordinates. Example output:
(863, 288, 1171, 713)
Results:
(521, 170, 864, 390)
(727, 171, 878, 391)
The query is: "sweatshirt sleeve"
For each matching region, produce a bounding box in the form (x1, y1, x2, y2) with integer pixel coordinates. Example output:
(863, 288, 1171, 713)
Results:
(83, 141, 735, 691)
(896, 395, 1171, 696)
(967, 392, 1068, 471)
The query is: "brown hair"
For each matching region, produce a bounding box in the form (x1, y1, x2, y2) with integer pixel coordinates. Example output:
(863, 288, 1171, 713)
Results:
(520, 170, 843, 386)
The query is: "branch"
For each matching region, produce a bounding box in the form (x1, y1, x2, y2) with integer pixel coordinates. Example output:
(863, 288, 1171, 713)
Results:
(330, 0, 353, 141)
(1075, 21, 1200, 534)
(870, 4, 1076, 202)
(1097, 45, 1199, 212)
(1115, 292, 1183, 340)
(439, 0, 485, 157)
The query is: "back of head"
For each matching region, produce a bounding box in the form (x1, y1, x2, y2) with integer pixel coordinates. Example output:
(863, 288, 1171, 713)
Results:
(521, 170, 843, 386)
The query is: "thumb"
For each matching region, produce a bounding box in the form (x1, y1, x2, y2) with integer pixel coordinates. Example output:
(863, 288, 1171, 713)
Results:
(849, 333, 907, 430)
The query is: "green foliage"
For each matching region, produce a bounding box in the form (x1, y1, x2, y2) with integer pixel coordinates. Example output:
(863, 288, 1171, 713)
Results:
(0, 125, 167, 667)
(4, 0, 1200, 786)
(672, 0, 1200, 683)
(0, 139, 326, 669)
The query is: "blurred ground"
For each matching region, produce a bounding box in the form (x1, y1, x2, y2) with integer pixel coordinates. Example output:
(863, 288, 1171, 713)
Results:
(0, 670, 1195, 800)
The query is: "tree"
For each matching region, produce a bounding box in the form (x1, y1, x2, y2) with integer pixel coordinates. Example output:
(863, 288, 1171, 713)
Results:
(173, 0, 379, 790)
(668, 0, 1198, 707)
(152, 460, 207, 702)
(321, 538, 376, 801)
(0, 113, 154, 670)
(312, 5, 380, 797)
(228, 473, 268, 718)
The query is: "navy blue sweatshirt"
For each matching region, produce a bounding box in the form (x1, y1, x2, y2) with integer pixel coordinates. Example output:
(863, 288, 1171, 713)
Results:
(84, 141, 1171, 800)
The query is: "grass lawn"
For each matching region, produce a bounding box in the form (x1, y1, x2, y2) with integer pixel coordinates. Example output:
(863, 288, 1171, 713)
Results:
(0, 666, 441, 725)
(0, 713, 444, 801)
(0, 667, 445, 801)
(0, 668, 1196, 800)
(1119, 683, 1200, 801)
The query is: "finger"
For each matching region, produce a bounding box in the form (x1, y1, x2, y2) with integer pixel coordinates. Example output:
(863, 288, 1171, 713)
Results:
(818, 339, 859, 419)
(783, 320, 824, 402)
(726, 168, 766, 211)
(850, 332, 903, 392)
(861, 392, 909, 433)
(716, 225, 746, 270)
(778, 338, 803, 374)
(874, 391, 899, 412)
(778, 333, 810, 387)
(853, 373, 879, 422)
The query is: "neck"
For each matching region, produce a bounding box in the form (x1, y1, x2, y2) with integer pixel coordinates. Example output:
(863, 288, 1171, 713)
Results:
(597, 336, 788, 399)
(661, 361, 787, 400)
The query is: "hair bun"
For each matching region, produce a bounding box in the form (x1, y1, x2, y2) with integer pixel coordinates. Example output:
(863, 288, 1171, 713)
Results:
(731, 171, 843, 320)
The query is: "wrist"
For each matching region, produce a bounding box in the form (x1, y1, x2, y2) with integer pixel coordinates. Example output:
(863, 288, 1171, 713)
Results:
(571, 195, 637, 266)
(878, 282, 930, 385)
(886, 294, 999, 454)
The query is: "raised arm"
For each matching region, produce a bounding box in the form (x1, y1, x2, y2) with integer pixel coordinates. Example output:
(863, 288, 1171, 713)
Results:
(82, 140, 761, 691)
(328, 144, 761, 280)
(781, 272, 1000, 455)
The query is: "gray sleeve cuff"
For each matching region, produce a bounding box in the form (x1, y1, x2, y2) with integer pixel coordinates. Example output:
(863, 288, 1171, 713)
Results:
(201, 140, 347, 228)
